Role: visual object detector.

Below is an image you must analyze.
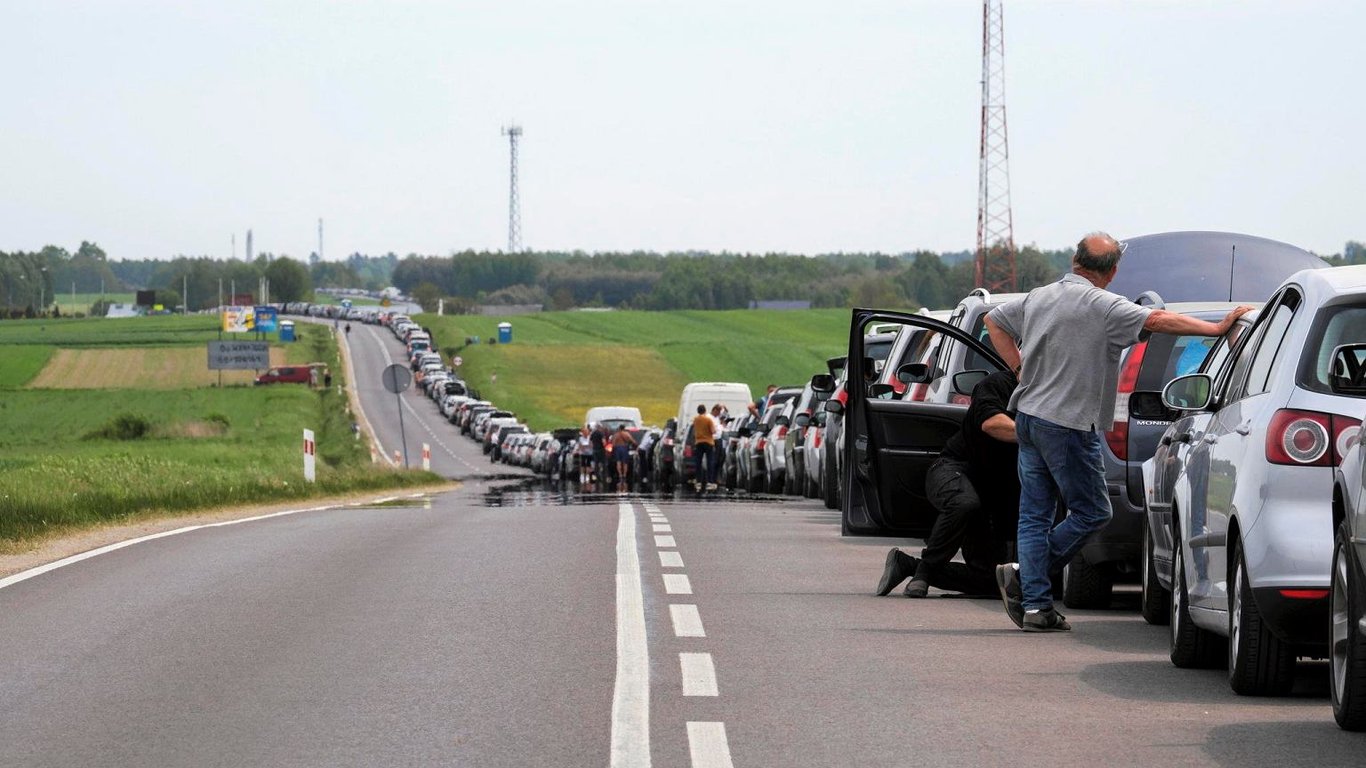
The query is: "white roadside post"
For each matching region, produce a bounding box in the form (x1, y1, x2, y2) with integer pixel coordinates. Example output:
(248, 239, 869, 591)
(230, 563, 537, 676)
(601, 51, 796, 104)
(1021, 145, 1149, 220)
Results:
(303, 429, 316, 483)
(422, 443, 431, 471)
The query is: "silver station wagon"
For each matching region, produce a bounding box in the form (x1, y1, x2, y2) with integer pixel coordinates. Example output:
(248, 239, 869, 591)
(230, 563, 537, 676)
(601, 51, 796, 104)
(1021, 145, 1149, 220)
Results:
(1144, 265, 1366, 695)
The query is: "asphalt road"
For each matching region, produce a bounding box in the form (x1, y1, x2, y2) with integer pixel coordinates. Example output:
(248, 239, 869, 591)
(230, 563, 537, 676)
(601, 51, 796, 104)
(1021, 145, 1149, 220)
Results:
(1, 321, 1360, 766)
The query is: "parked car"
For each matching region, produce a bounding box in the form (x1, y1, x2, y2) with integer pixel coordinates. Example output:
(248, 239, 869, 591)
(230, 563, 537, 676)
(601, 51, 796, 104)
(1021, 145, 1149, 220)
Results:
(748, 387, 801, 493)
(585, 406, 642, 430)
(1105, 230, 1328, 305)
(1331, 374, 1366, 729)
(782, 378, 834, 496)
(651, 420, 678, 491)
(800, 374, 838, 498)
(1144, 266, 1366, 695)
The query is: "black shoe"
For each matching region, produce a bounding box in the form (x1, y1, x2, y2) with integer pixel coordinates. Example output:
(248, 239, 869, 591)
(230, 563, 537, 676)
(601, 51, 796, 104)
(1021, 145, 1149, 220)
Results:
(1023, 607, 1071, 632)
(876, 548, 918, 596)
(903, 578, 929, 598)
(996, 563, 1024, 628)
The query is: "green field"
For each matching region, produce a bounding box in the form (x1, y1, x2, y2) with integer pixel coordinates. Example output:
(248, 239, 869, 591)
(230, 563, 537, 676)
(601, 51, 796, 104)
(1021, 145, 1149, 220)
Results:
(418, 308, 852, 429)
(0, 315, 437, 546)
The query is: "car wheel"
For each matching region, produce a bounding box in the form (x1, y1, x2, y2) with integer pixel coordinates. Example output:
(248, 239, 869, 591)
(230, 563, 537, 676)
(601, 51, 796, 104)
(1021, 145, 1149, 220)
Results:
(1228, 538, 1296, 696)
(1332, 522, 1366, 730)
(1170, 538, 1224, 668)
(1141, 520, 1170, 626)
(1062, 557, 1112, 609)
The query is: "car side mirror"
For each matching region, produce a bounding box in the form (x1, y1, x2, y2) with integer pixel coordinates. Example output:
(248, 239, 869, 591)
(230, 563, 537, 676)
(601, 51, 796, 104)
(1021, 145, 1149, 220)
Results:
(952, 370, 988, 396)
(1129, 391, 1178, 421)
(1162, 374, 1213, 411)
(738, 427, 752, 437)
(896, 363, 931, 384)
(775, 415, 790, 427)
(1330, 343, 1366, 396)
(753, 423, 770, 434)
(794, 413, 811, 428)
(868, 383, 895, 399)
(810, 373, 836, 394)
(824, 400, 844, 415)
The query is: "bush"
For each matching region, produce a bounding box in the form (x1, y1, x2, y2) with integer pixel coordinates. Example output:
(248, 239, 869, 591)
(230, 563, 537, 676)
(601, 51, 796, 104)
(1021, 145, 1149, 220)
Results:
(84, 413, 152, 441)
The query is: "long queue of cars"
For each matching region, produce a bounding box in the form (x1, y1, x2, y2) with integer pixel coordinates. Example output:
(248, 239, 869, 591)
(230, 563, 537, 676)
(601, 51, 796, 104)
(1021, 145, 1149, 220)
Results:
(824, 231, 1366, 731)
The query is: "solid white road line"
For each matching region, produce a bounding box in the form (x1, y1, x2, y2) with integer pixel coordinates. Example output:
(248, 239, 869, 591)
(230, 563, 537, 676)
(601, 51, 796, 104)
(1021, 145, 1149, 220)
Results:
(680, 653, 718, 696)
(669, 604, 706, 638)
(654, 535, 676, 548)
(0, 495, 425, 592)
(663, 574, 693, 595)
(611, 501, 651, 768)
(652, 524, 672, 533)
(659, 551, 685, 568)
(686, 722, 735, 768)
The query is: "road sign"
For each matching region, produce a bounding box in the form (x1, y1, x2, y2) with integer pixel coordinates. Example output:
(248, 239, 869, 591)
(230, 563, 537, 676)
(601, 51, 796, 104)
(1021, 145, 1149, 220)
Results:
(303, 429, 316, 482)
(207, 340, 270, 370)
(382, 364, 412, 393)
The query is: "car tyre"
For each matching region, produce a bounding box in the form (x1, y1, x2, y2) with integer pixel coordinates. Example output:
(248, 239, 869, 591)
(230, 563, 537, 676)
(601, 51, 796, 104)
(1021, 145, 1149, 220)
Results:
(1062, 557, 1112, 609)
(1227, 538, 1297, 696)
(1170, 538, 1224, 668)
(1331, 522, 1366, 730)
(823, 452, 839, 509)
(1141, 520, 1170, 626)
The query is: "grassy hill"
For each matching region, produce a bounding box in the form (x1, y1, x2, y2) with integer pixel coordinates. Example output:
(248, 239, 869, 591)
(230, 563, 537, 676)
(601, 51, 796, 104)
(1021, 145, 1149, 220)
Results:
(417, 308, 851, 430)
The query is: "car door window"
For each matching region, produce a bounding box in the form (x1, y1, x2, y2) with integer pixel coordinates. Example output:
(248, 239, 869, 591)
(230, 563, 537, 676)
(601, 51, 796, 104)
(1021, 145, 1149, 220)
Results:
(1241, 290, 1300, 398)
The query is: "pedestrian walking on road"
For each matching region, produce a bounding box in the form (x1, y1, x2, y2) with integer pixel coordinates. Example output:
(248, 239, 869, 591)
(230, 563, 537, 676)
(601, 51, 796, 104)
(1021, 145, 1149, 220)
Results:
(575, 426, 594, 485)
(876, 371, 1019, 598)
(984, 232, 1253, 632)
(691, 404, 717, 491)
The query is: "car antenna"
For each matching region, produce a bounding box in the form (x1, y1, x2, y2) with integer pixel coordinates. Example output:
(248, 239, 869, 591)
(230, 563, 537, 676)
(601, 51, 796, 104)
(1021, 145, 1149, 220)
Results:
(1228, 245, 1236, 302)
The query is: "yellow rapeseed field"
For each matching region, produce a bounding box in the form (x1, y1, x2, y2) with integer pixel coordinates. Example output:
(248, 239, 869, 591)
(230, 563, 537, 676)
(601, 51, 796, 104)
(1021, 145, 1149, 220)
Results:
(27, 347, 287, 389)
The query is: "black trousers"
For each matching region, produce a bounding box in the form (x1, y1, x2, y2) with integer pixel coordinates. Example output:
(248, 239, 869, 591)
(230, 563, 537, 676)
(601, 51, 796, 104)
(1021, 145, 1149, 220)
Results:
(918, 457, 1009, 596)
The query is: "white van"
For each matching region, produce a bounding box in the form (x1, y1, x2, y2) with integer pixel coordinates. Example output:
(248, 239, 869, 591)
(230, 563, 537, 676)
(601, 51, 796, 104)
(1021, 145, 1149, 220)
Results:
(675, 382, 753, 431)
(585, 405, 642, 430)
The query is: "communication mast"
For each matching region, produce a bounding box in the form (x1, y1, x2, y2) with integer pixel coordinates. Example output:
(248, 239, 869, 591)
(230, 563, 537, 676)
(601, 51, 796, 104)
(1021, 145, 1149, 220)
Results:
(318, 218, 324, 261)
(501, 123, 523, 253)
(974, 0, 1017, 292)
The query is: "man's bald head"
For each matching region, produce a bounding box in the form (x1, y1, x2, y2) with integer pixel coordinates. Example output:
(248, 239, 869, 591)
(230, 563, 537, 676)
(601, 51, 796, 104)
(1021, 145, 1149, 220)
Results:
(1073, 232, 1126, 275)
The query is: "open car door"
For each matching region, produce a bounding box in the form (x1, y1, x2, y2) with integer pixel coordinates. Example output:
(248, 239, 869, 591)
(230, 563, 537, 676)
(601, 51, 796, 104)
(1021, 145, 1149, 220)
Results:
(839, 308, 1007, 536)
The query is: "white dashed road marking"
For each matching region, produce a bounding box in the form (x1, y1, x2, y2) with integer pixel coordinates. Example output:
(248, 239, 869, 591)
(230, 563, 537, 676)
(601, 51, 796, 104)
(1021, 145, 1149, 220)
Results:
(659, 551, 684, 568)
(669, 604, 706, 638)
(686, 722, 735, 768)
(663, 574, 693, 595)
(680, 653, 719, 697)
(653, 524, 672, 533)
(655, 535, 677, 548)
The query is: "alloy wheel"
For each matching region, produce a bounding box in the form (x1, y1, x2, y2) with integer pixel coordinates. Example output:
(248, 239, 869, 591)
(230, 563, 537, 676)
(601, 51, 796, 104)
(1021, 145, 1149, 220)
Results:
(1333, 540, 1351, 704)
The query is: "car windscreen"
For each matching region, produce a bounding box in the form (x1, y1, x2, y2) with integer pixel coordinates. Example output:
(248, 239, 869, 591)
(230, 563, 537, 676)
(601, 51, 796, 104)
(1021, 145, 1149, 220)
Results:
(597, 418, 636, 432)
(1298, 301, 1366, 395)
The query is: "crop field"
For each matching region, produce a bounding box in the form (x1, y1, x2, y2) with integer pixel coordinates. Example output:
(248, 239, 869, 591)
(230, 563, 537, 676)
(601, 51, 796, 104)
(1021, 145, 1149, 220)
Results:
(418, 308, 851, 429)
(52, 292, 137, 314)
(0, 315, 437, 546)
(25, 347, 287, 389)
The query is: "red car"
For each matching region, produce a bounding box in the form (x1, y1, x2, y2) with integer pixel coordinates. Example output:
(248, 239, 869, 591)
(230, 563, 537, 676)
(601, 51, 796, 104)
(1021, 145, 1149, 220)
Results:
(254, 366, 312, 385)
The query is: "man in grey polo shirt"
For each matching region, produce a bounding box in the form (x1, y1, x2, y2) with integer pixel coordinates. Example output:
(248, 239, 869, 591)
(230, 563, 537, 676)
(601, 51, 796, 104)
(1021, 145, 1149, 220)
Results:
(984, 232, 1252, 632)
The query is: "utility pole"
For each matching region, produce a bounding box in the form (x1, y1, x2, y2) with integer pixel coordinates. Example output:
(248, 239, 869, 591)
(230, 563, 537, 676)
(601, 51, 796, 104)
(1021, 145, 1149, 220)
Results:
(501, 123, 523, 253)
(974, 0, 1018, 292)
(318, 217, 324, 261)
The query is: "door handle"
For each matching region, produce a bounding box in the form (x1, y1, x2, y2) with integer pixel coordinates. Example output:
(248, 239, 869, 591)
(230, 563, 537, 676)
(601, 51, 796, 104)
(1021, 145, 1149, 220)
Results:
(1235, 422, 1252, 436)
(1175, 432, 1192, 444)
(1203, 435, 1218, 445)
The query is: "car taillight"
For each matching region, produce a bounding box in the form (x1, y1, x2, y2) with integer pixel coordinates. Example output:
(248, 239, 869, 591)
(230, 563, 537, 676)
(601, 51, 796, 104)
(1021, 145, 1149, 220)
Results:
(1105, 341, 1148, 461)
(813, 429, 823, 448)
(836, 388, 848, 406)
(756, 438, 767, 451)
(907, 383, 929, 401)
(663, 438, 674, 447)
(776, 426, 788, 439)
(1265, 409, 1360, 466)
(949, 394, 972, 406)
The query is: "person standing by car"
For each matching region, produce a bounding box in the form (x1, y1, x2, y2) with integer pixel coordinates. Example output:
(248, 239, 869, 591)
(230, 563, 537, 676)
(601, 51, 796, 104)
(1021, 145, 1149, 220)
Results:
(692, 404, 717, 492)
(589, 424, 608, 486)
(984, 232, 1253, 632)
(876, 371, 1019, 598)
(575, 426, 594, 485)
(709, 404, 727, 487)
(748, 385, 778, 418)
(611, 425, 638, 493)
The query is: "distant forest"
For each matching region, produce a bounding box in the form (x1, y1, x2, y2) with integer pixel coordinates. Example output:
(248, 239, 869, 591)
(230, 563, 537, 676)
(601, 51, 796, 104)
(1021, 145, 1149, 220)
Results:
(3, 240, 1364, 317)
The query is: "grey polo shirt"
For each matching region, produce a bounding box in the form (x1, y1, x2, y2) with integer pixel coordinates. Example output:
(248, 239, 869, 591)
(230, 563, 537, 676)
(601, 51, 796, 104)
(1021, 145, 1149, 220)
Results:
(985, 273, 1151, 432)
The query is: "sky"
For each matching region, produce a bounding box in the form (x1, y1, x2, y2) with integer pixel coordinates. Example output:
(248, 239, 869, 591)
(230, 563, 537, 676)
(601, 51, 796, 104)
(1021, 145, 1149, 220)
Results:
(2, 1, 1363, 261)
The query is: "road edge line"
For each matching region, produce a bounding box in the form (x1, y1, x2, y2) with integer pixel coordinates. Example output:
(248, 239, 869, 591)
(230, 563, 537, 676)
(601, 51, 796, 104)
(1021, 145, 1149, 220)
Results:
(611, 500, 652, 767)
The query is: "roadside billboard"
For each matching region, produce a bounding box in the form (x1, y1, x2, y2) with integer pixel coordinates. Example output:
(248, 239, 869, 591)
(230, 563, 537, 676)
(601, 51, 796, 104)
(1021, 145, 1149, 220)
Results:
(254, 306, 279, 333)
(221, 306, 255, 333)
(207, 340, 270, 370)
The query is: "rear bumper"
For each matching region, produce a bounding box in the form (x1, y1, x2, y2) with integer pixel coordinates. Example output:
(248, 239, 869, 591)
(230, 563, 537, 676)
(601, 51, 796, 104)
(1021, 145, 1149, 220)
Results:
(1078, 483, 1144, 570)
(1253, 587, 1328, 648)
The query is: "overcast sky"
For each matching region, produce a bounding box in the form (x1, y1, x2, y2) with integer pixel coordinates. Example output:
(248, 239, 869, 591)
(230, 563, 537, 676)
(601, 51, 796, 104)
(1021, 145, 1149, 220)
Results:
(3, 1, 1363, 261)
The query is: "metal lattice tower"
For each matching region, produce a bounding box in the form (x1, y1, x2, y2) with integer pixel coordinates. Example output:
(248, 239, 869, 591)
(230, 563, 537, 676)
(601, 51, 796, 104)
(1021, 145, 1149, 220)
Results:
(974, 0, 1017, 292)
(501, 123, 523, 252)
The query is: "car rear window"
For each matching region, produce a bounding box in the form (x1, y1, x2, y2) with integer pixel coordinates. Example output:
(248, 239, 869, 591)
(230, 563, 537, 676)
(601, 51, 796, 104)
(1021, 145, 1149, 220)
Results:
(1135, 333, 1219, 391)
(1298, 302, 1366, 396)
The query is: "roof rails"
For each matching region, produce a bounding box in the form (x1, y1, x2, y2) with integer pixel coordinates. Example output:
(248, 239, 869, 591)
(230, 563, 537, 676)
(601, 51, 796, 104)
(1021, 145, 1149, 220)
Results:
(1134, 290, 1166, 309)
(968, 287, 991, 302)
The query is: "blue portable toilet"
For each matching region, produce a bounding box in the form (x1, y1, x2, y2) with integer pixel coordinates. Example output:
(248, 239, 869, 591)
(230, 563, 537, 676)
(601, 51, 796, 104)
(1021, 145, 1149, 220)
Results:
(279, 320, 296, 342)
(497, 322, 512, 344)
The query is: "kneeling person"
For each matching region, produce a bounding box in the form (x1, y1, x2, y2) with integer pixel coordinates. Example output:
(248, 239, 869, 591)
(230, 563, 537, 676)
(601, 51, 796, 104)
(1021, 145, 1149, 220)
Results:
(876, 370, 1019, 598)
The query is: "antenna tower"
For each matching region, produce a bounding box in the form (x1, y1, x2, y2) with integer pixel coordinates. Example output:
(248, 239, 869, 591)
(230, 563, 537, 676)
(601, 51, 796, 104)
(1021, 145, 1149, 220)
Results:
(318, 218, 324, 261)
(974, 0, 1017, 292)
(501, 123, 523, 252)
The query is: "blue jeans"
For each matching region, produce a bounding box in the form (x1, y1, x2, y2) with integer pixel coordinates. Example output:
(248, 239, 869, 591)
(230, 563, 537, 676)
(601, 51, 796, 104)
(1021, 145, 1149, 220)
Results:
(1015, 412, 1112, 611)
